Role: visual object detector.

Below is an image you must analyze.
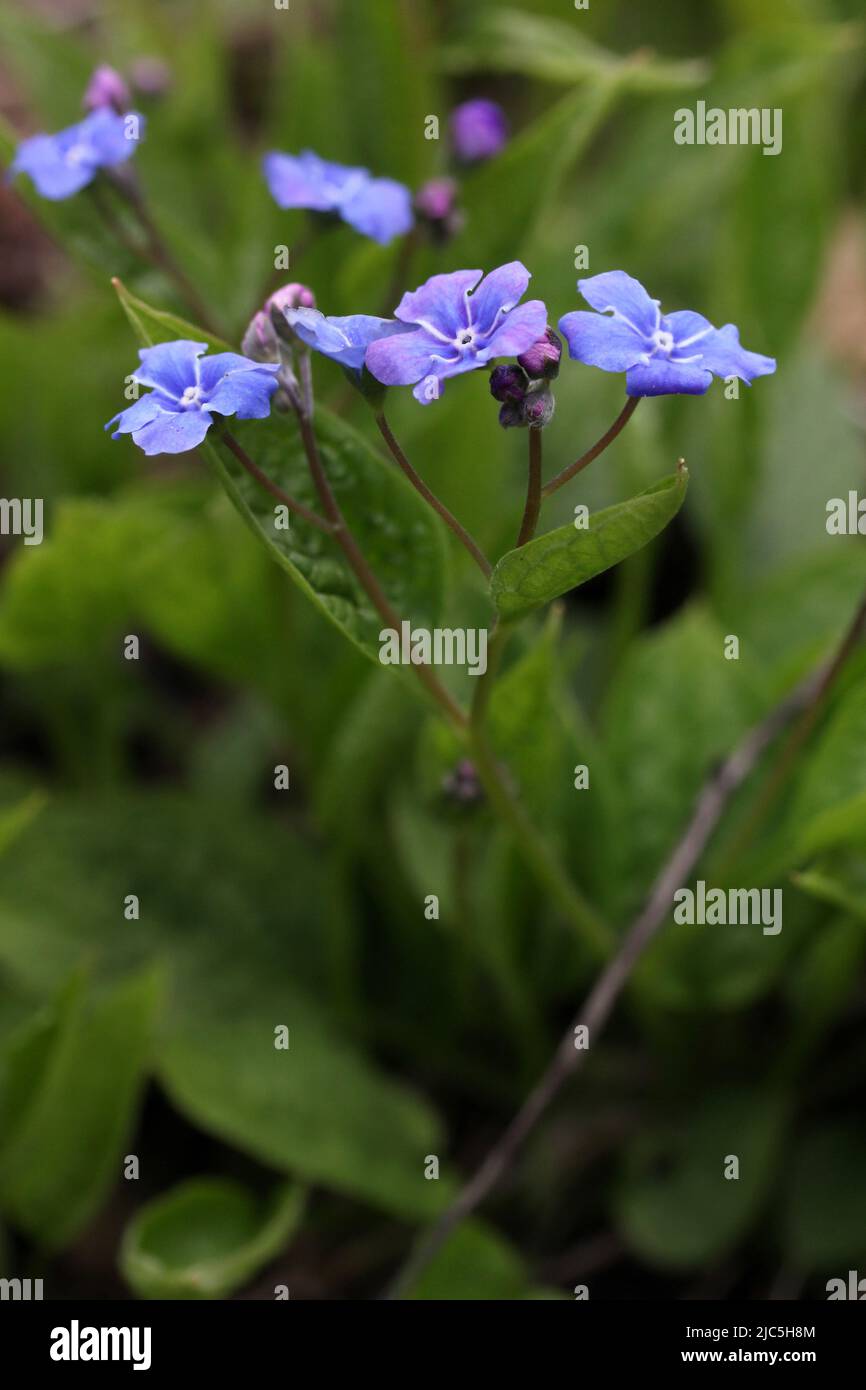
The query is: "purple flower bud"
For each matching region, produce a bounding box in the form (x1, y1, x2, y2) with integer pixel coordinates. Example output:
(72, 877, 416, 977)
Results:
(415, 177, 457, 222)
(83, 65, 130, 115)
(489, 363, 529, 404)
(518, 327, 562, 381)
(523, 388, 556, 429)
(450, 99, 508, 164)
(265, 282, 316, 315)
(241, 310, 280, 363)
(498, 400, 525, 430)
(442, 759, 483, 806)
(130, 57, 172, 99)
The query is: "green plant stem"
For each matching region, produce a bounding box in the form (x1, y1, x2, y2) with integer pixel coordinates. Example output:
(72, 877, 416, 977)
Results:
(542, 395, 640, 499)
(374, 414, 492, 579)
(295, 410, 468, 730)
(219, 430, 332, 533)
(516, 426, 543, 546)
(468, 624, 611, 958)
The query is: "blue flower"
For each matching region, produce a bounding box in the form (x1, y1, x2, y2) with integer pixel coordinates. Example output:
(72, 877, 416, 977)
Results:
(9, 107, 144, 201)
(282, 307, 412, 375)
(450, 99, 508, 164)
(106, 340, 279, 455)
(365, 262, 547, 404)
(558, 271, 776, 397)
(262, 149, 413, 245)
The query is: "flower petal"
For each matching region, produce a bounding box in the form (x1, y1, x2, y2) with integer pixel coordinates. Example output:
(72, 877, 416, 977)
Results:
(559, 310, 648, 372)
(203, 364, 280, 420)
(11, 133, 97, 199)
(133, 340, 208, 399)
(80, 107, 143, 166)
(340, 177, 414, 245)
(578, 271, 660, 338)
(688, 323, 776, 384)
(478, 299, 548, 361)
(411, 355, 480, 405)
(467, 261, 532, 335)
(394, 270, 482, 337)
(129, 408, 214, 456)
(262, 151, 334, 211)
(106, 392, 175, 437)
(626, 361, 712, 397)
(366, 327, 453, 385)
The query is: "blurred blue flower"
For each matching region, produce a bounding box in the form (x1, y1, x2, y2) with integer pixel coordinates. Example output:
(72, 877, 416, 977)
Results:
(10, 107, 144, 200)
(282, 307, 412, 374)
(106, 340, 279, 455)
(450, 99, 508, 163)
(262, 149, 413, 245)
(559, 271, 776, 396)
(365, 262, 547, 404)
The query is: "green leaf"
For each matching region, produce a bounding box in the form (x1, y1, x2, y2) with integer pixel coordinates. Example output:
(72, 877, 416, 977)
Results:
(615, 1087, 788, 1270)
(0, 970, 159, 1249)
(121, 1178, 304, 1300)
(407, 1221, 530, 1300)
(784, 1125, 866, 1268)
(490, 468, 688, 621)
(785, 683, 866, 860)
(112, 282, 447, 666)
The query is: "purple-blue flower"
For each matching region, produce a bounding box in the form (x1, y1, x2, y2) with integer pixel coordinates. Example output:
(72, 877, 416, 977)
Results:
(262, 149, 413, 245)
(282, 307, 412, 375)
(106, 340, 279, 455)
(83, 65, 130, 113)
(9, 107, 144, 200)
(558, 271, 776, 397)
(365, 262, 547, 404)
(450, 99, 508, 164)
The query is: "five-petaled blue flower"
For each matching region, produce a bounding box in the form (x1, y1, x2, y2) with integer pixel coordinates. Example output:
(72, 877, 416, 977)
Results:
(282, 307, 412, 376)
(365, 262, 547, 404)
(10, 108, 143, 201)
(106, 340, 280, 455)
(558, 271, 776, 397)
(262, 149, 413, 245)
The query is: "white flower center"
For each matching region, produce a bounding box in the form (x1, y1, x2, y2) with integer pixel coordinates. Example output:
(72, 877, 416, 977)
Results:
(65, 143, 92, 168)
(653, 329, 675, 356)
(180, 385, 203, 409)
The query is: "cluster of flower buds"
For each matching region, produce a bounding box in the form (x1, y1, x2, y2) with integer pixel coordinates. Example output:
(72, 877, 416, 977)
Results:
(489, 327, 561, 429)
(441, 758, 483, 808)
(241, 282, 317, 411)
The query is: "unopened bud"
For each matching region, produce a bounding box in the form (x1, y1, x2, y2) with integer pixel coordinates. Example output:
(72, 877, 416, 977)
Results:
(442, 759, 483, 806)
(489, 363, 529, 404)
(518, 327, 562, 381)
(241, 310, 279, 363)
(522, 388, 556, 429)
(83, 65, 130, 114)
(266, 282, 316, 315)
(414, 178, 464, 244)
(130, 57, 172, 100)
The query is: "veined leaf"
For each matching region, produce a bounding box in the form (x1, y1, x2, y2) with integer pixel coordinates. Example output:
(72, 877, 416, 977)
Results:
(490, 467, 688, 621)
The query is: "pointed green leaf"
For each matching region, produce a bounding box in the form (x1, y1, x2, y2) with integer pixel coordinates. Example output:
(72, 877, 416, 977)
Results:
(490, 467, 688, 621)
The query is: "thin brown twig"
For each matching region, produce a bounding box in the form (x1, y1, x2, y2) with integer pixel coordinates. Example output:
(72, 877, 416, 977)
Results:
(542, 395, 640, 499)
(384, 656, 832, 1299)
(219, 430, 332, 533)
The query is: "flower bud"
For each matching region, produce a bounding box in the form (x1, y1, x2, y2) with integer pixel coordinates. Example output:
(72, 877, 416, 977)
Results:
(414, 178, 464, 244)
(83, 65, 130, 114)
(522, 387, 556, 429)
(442, 759, 483, 806)
(266, 282, 316, 315)
(241, 309, 279, 363)
(497, 400, 525, 430)
(130, 57, 172, 100)
(489, 362, 529, 404)
(518, 327, 562, 382)
(450, 99, 508, 164)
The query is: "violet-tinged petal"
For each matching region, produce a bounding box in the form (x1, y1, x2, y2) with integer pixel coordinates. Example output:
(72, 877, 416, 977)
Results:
(133, 340, 208, 398)
(201, 361, 280, 419)
(10, 133, 97, 199)
(663, 309, 715, 347)
(559, 309, 648, 372)
(78, 107, 143, 166)
(451, 99, 508, 163)
(106, 392, 174, 437)
(340, 176, 414, 245)
(197, 352, 277, 392)
(365, 326, 452, 385)
(394, 269, 482, 338)
(478, 298, 547, 361)
(626, 361, 712, 397)
(578, 271, 660, 339)
(262, 151, 334, 210)
(287, 309, 412, 371)
(83, 65, 130, 113)
(468, 260, 532, 335)
(128, 408, 214, 455)
(681, 322, 776, 384)
(411, 355, 480, 405)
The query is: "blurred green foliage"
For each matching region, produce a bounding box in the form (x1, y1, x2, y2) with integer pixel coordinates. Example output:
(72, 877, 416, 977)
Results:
(0, 0, 865, 1300)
